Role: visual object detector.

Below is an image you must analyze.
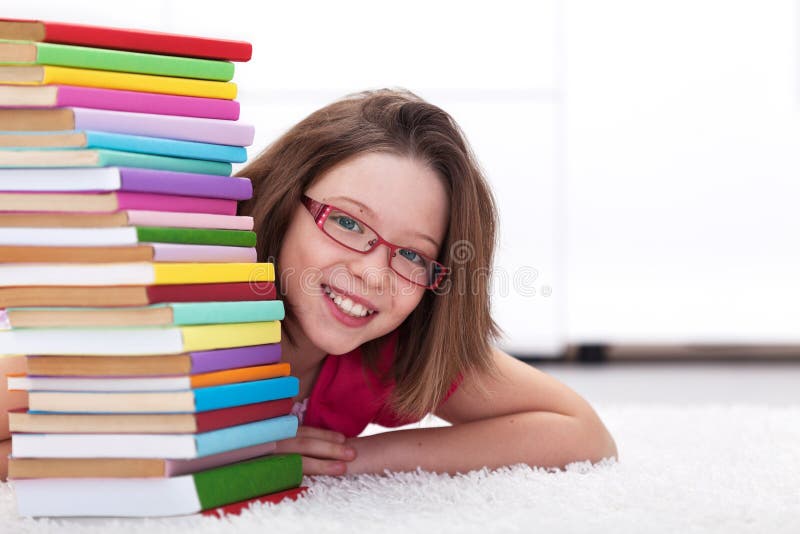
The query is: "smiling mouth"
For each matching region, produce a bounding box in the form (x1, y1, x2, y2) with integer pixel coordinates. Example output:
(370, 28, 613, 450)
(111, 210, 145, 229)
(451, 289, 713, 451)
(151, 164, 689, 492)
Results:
(322, 284, 377, 318)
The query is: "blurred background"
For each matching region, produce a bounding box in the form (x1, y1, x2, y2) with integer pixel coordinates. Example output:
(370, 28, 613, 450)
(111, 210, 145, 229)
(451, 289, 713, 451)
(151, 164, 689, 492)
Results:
(6, 1, 800, 395)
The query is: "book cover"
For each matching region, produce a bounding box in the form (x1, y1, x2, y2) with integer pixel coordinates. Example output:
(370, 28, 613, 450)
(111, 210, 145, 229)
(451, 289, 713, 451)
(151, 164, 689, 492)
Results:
(25, 343, 283, 377)
(0, 65, 237, 99)
(0, 148, 232, 175)
(0, 281, 276, 308)
(6, 300, 285, 328)
(0, 167, 253, 199)
(0, 18, 253, 61)
(13, 455, 303, 517)
(0, 320, 281, 355)
(1, 131, 247, 163)
(0, 108, 255, 145)
(0, 85, 240, 120)
(0, 243, 258, 263)
(0, 40, 235, 80)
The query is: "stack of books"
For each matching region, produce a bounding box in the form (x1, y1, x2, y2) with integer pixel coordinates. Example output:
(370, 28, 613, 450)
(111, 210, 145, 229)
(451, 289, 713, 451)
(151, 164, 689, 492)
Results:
(0, 18, 304, 517)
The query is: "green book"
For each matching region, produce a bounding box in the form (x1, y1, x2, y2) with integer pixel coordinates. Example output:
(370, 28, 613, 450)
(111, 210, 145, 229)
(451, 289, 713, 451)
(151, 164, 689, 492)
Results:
(13, 453, 303, 517)
(135, 227, 256, 247)
(0, 39, 234, 81)
(0, 148, 232, 175)
(7, 300, 286, 327)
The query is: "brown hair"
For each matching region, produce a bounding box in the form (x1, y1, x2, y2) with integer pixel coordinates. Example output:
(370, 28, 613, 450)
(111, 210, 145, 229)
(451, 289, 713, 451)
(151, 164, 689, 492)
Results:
(237, 88, 502, 420)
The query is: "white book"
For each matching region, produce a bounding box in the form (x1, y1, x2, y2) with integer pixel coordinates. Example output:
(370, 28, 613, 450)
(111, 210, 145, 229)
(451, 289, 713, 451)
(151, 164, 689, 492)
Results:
(0, 227, 144, 246)
(0, 167, 121, 191)
(8, 375, 193, 392)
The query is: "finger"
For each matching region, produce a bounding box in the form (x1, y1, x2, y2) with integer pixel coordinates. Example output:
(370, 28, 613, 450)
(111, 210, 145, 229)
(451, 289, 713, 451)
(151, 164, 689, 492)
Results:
(300, 456, 348, 476)
(276, 436, 356, 461)
(295, 426, 346, 443)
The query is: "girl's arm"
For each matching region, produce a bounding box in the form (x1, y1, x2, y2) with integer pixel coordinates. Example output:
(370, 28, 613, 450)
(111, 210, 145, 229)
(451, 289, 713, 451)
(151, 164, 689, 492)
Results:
(345, 347, 617, 475)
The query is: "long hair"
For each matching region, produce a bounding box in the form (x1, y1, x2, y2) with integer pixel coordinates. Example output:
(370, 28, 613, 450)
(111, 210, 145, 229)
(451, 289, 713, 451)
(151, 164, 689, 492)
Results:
(237, 88, 502, 420)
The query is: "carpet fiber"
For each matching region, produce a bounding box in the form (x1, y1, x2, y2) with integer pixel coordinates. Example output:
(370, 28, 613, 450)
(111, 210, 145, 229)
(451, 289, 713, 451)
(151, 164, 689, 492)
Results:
(1, 403, 798, 533)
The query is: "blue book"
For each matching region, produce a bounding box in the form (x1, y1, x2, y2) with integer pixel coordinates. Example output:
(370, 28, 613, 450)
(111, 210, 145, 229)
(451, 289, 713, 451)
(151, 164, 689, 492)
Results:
(28, 376, 300, 414)
(0, 130, 247, 163)
(10, 415, 299, 459)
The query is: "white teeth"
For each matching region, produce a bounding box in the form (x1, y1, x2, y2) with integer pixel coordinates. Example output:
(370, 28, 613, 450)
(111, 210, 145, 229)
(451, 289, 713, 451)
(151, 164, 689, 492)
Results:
(323, 285, 375, 318)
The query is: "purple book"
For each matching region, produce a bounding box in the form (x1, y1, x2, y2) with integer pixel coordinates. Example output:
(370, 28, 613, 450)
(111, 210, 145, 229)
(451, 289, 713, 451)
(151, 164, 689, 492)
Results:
(190, 344, 282, 374)
(0, 167, 252, 200)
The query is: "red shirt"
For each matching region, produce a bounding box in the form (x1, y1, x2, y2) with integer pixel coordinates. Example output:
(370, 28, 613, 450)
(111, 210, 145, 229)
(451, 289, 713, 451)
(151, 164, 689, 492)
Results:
(301, 330, 460, 437)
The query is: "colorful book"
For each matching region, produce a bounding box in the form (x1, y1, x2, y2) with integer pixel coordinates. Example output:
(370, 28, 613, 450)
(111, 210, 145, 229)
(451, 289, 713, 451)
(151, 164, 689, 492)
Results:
(0, 40, 235, 80)
(12, 415, 298, 459)
(0, 18, 253, 61)
(0, 262, 274, 287)
(0, 210, 254, 230)
(0, 227, 257, 247)
(0, 148, 231, 175)
(24, 343, 283, 377)
(1, 107, 255, 145)
(8, 362, 290, 391)
(12, 454, 302, 517)
(0, 320, 281, 355)
(0, 191, 237, 215)
(5, 300, 285, 328)
(0, 85, 240, 120)
(9, 398, 293, 433)
(1, 131, 247, 163)
(26, 376, 298, 414)
(0, 65, 237, 99)
(0, 243, 258, 263)
(0, 282, 276, 308)
(8, 441, 280, 478)
(0, 167, 252, 199)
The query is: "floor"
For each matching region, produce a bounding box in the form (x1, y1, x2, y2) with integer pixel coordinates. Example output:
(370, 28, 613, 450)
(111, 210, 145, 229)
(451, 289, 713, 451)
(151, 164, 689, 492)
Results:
(531, 360, 800, 405)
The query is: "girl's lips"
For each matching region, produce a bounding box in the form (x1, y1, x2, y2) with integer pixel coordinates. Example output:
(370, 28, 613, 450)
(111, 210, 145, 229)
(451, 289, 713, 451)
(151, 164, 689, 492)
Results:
(322, 286, 378, 328)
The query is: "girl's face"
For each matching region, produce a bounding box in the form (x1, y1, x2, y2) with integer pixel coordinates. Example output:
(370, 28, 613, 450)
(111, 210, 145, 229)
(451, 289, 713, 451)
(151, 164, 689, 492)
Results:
(279, 151, 450, 356)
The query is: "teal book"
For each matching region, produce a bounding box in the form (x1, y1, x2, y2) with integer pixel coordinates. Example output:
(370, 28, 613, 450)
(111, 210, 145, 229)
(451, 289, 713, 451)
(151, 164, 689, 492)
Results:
(0, 39, 235, 81)
(0, 148, 232, 175)
(0, 130, 247, 162)
(13, 453, 303, 517)
(7, 300, 286, 327)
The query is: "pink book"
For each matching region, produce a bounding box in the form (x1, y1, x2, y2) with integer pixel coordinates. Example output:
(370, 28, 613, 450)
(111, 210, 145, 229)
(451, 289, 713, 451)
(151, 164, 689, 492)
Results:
(0, 191, 237, 215)
(0, 85, 240, 120)
(151, 243, 257, 262)
(51, 108, 255, 146)
(126, 210, 254, 230)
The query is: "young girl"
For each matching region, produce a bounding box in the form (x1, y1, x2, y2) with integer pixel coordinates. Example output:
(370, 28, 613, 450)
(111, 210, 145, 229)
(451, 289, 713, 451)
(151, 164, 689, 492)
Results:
(237, 88, 618, 476)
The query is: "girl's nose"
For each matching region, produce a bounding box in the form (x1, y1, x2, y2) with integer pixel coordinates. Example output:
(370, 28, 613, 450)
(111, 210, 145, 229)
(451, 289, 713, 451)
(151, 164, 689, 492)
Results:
(348, 244, 394, 291)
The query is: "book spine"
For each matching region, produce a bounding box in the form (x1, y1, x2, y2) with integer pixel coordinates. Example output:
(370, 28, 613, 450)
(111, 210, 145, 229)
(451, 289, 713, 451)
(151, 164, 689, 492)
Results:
(193, 376, 298, 412)
(56, 86, 240, 120)
(117, 167, 252, 199)
(170, 300, 285, 325)
(193, 415, 298, 457)
(189, 343, 282, 374)
(96, 149, 232, 176)
(180, 321, 281, 353)
(134, 227, 256, 247)
(125, 211, 254, 230)
(192, 454, 302, 511)
(150, 243, 257, 263)
(42, 66, 237, 99)
(73, 108, 255, 145)
(84, 131, 247, 163)
(153, 263, 274, 284)
(115, 192, 237, 216)
(35, 42, 235, 81)
(43, 21, 253, 61)
(194, 398, 294, 432)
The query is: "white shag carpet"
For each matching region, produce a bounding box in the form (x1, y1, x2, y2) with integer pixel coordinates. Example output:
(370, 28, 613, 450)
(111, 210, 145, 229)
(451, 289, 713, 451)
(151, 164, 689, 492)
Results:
(1, 403, 798, 534)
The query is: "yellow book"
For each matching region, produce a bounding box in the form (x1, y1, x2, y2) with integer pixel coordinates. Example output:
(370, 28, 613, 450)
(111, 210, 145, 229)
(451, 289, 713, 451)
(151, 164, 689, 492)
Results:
(181, 321, 281, 352)
(153, 263, 274, 284)
(0, 65, 237, 99)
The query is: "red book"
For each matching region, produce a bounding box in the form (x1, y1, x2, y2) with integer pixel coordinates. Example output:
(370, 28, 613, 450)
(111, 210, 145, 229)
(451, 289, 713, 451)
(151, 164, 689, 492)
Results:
(147, 282, 276, 304)
(0, 18, 252, 61)
(202, 487, 308, 517)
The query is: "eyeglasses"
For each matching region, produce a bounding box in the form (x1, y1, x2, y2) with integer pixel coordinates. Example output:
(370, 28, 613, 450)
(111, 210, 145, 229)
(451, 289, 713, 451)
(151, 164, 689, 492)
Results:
(301, 194, 449, 290)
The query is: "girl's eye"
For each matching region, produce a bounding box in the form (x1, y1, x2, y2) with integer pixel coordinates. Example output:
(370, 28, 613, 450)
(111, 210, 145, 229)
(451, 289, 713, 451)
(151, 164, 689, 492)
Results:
(333, 215, 362, 233)
(398, 248, 425, 265)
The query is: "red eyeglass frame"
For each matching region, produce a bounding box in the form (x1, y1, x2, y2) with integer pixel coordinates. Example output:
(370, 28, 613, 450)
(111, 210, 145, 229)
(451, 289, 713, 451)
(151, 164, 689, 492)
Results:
(301, 194, 450, 290)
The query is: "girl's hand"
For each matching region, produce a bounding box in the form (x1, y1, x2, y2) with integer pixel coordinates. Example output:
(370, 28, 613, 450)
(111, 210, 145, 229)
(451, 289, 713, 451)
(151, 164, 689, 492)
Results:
(274, 425, 357, 476)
